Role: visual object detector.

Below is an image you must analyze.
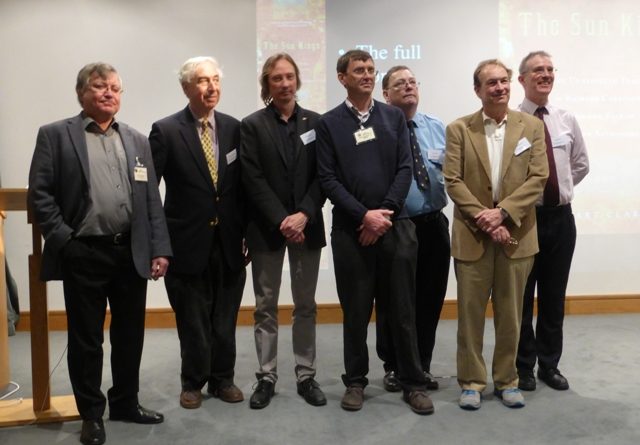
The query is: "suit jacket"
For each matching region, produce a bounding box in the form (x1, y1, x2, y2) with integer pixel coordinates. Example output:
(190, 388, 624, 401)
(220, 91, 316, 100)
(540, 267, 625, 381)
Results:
(28, 113, 172, 281)
(240, 104, 326, 251)
(150, 107, 245, 274)
(443, 109, 548, 261)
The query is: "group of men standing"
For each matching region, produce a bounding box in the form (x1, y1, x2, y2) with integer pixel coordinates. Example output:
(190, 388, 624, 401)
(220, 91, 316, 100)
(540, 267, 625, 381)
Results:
(27, 48, 587, 445)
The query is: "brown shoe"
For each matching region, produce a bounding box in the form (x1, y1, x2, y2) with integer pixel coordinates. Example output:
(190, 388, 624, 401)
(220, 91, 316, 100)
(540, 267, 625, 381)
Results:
(403, 390, 434, 415)
(341, 386, 364, 411)
(210, 384, 244, 403)
(180, 390, 202, 409)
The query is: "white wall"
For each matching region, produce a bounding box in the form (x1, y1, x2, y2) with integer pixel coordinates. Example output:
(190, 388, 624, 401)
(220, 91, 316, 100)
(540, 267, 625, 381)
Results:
(1, 0, 638, 312)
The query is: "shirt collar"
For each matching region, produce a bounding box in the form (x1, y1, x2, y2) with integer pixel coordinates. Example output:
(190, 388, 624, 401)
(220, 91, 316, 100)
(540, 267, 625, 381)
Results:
(482, 110, 508, 126)
(268, 101, 299, 122)
(345, 98, 374, 126)
(189, 107, 215, 127)
(520, 97, 550, 115)
(82, 113, 118, 133)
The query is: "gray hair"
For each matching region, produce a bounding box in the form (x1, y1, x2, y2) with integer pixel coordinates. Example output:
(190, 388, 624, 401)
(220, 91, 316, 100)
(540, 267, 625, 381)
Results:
(519, 50, 553, 75)
(75, 62, 120, 104)
(179, 56, 223, 85)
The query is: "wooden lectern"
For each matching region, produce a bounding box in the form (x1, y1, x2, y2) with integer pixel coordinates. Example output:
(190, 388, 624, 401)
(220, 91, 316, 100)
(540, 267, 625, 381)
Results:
(0, 188, 79, 427)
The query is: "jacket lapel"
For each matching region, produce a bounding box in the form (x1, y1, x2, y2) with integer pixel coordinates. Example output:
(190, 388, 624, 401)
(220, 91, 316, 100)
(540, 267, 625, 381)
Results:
(263, 107, 289, 166)
(118, 123, 138, 186)
(466, 110, 492, 182)
(501, 110, 525, 182)
(215, 112, 228, 188)
(179, 107, 216, 190)
(292, 108, 310, 165)
(67, 114, 91, 185)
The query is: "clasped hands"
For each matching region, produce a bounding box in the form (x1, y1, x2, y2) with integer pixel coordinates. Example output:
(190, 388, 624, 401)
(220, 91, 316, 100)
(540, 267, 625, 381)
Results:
(280, 211, 309, 244)
(357, 209, 393, 246)
(474, 208, 513, 246)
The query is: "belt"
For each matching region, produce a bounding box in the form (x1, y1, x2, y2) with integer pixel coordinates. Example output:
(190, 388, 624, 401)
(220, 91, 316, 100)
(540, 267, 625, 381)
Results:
(536, 203, 572, 215)
(410, 210, 442, 224)
(77, 232, 131, 245)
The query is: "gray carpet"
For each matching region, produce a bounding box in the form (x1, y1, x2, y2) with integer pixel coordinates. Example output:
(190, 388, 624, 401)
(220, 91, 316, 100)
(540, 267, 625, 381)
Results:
(2, 313, 639, 444)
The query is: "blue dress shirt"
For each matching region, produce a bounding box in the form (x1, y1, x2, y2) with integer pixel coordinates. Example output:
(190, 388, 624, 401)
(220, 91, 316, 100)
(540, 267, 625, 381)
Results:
(404, 112, 447, 216)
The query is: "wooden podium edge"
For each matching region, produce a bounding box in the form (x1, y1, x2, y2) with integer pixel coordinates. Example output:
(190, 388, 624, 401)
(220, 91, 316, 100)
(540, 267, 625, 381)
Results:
(1, 188, 79, 428)
(0, 214, 10, 388)
(0, 395, 80, 427)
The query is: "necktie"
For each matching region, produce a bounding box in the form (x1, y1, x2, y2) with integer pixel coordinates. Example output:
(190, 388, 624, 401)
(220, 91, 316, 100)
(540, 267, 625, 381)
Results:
(408, 120, 429, 190)
(534, 107, 559, 206)
(200, 118, 218, 188)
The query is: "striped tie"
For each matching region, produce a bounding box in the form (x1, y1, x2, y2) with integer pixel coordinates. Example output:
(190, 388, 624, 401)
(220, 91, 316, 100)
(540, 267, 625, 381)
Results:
(200, 118, 218, 188)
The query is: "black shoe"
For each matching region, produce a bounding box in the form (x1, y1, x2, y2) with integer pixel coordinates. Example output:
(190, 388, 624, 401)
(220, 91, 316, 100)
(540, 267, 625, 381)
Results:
(518, 369, 536, 391)
(80, 419, 105, 445)
(424, 371, 439, 391)
(249, 379, 275, 409)
(537, 368, 569, 390)
(109, 404, 164, 424)
(383, 371, 401, 392)
(297, 378, 327, 406)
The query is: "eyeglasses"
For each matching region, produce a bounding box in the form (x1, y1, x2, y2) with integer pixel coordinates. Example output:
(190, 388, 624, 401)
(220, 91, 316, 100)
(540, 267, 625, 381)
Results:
(390, 79, 420, 90)
(352, 67, 378, 76)
(528, 66, 557, 76)
(89, 82, 122, 94)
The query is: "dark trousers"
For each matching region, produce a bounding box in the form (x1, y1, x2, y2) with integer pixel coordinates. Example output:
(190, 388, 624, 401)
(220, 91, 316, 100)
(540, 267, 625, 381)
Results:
(166, 232, 246, 391)
(517, 204, 576, 372)
(62, 237, 147, 421)
(376, 211, 450, 373)
(332, 219, 426, 391)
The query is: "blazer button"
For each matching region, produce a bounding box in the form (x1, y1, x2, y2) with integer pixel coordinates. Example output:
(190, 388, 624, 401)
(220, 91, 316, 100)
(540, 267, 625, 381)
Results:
(209, 217, 219, 227)
(216, 196, 220, 202)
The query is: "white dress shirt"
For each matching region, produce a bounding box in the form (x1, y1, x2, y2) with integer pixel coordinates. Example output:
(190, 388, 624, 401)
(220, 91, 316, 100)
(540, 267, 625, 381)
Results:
(518, 98, 589, 205)
(483, 112, 507, 203)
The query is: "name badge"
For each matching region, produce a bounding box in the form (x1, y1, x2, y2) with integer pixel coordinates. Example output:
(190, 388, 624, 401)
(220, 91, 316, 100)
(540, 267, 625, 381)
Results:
(354, 127, 376, 145)
(226, 148, 238, 164)
(552, 134, 570, 149)
(300, 129, 316, 145)
(514, 137, 531, 156)
(134, 166, 148, 182)
(427, 148, 445, 164)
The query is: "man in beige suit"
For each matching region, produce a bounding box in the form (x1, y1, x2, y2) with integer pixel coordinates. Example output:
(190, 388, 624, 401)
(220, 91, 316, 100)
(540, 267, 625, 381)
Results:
(443, 59, 548, 410)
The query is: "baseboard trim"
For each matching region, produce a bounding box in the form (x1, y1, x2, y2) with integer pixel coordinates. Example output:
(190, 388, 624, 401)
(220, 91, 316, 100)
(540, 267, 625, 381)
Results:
(14, 294, 640, 331)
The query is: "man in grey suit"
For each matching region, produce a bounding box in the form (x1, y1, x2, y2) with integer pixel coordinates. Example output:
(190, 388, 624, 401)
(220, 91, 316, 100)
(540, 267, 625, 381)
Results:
(28, 62, 172, 445)
(240, 53, 326, 409)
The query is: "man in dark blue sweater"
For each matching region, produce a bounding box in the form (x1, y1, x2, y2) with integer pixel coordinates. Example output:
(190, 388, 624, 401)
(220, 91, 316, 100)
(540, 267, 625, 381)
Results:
(316, 49, 432, 415)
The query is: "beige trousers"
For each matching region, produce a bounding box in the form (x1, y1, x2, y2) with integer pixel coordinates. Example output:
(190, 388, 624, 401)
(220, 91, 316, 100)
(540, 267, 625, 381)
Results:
(455, 243, 534, 392)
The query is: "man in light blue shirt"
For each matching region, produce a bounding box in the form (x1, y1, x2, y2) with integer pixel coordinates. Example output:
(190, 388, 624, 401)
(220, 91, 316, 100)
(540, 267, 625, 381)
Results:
(377, 65, 451, 392)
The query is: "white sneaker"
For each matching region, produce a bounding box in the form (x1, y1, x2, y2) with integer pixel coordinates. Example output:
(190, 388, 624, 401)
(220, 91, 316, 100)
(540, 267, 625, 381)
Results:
(494, 388, 525, 408)
(459, 389, 481, 410)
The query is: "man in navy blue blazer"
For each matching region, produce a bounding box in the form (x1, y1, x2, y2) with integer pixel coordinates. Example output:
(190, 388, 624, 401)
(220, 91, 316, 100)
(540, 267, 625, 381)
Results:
(150, 57, 247, 410)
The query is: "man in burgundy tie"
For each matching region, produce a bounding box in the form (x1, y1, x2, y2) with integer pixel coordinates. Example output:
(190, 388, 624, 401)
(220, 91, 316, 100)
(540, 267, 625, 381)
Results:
(516, 51, 590, 392)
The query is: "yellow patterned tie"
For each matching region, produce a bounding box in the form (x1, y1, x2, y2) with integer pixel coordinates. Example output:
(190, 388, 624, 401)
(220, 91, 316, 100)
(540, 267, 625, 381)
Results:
(200, 118, 218, 187)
